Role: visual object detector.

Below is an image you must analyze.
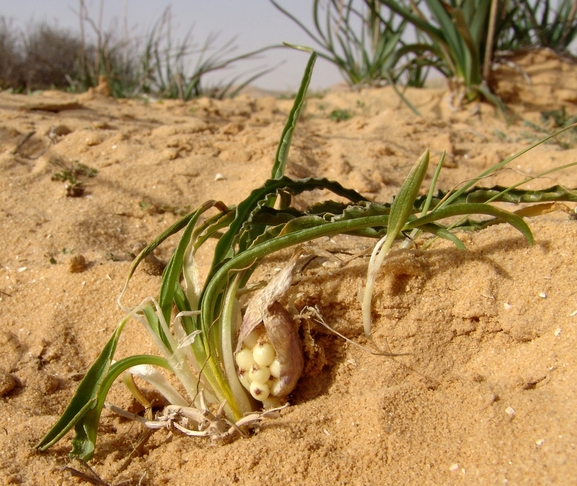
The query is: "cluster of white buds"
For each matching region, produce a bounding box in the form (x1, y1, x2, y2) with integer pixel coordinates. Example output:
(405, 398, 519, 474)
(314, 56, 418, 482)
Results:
(235, 254, 304, 408)
(236, 329, 281, 403)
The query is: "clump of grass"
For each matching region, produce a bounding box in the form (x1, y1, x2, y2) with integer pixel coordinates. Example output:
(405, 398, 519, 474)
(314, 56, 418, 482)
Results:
(329, 109, 353, 121)
(0, 17, 24, 91)
(270, 0, 427, 88)
(502, 0, 577, 54)
(0, 4, 273, 99)
(37, 47, 577, 461)
(377, 0, 503, 106)
(272, 1, 577, 110)
(518, 107, 577, 149)
(541, 107, 577, 129)
(73, 3, 275, 100)
(51, 160, 98, 197)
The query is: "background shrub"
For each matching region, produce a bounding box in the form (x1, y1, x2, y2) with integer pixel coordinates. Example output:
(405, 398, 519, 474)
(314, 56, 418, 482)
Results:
(0, 17, 24, 90)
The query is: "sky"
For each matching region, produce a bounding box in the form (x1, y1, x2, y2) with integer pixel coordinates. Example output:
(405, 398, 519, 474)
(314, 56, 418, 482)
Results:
(1, 0, 345, 92)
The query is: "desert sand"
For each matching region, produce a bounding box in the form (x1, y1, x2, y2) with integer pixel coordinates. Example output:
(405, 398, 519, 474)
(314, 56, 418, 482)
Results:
(1, 49, 576, 485)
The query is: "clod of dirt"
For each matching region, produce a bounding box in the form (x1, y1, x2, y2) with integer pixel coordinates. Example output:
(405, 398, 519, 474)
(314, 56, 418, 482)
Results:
(68, 254, 87, 273)
(141, 254, 166, 276)
(0, 369, 17, 396)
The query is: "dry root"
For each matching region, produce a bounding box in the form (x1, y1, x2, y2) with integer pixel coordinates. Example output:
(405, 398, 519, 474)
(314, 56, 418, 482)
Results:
(105, 401, 287, 441)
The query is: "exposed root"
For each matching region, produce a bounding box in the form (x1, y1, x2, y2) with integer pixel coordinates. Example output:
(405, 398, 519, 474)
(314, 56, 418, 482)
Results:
(105, 401, 288, 441)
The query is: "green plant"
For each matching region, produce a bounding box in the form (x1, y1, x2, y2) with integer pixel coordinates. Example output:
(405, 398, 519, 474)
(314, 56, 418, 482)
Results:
(271, 0, 428, 87)
(37, 47, 577, 461)
(135, 8, 275, 100)
(51, 161, 98, 197)
(75, 4, 274, 100)
(0, 3, 274, 99)
(511, 107, 577, 149)
(376, 0, 502, 105)
(330, 109, 353, 121)
(541, 107, 577, 129)
(72, 0, 138, 97)
(517, 0, 577, 53)
(490, 0, 577, 54)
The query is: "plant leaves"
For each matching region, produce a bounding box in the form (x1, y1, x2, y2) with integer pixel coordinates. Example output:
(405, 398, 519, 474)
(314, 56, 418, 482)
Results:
(271, 45, 317, 180)
(35, 318, 129, 455)
(362, 149, 429, 336)
(408, 202, 534, 245)
(158, 202, 217, 324)
(70, 355, 170, 460)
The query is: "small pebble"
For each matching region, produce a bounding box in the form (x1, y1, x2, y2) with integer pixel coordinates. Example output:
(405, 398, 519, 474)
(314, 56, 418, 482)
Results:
(84, 132, 101, 146)
(161, 148, 179, 160)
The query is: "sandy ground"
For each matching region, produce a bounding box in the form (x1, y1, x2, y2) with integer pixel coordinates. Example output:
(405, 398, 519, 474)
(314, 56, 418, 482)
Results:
(1, 49, 577, 485)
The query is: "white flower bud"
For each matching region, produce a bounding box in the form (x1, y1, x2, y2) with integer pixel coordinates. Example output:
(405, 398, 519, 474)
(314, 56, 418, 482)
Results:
(248, 364, 270, 384)
(243, 330, 260, 349)
(236, 253, 304, 401)
(252, 342, 275, 367)
(250, 381, 270, 400)
(235, 348, 256, 371)
(269, 358, 281, 379)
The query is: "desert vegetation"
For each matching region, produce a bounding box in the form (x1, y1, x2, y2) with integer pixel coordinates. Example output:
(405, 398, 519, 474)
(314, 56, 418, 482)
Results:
(2, 1, 576, 105)
(0, 3, 271, 99)
(36, 46, 577, 461)
(272, 0, 577, 107)
(1, 2, 577, 484)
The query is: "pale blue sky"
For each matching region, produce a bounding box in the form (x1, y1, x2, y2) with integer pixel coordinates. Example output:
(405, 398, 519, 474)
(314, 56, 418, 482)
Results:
(1, 0, 344, 91)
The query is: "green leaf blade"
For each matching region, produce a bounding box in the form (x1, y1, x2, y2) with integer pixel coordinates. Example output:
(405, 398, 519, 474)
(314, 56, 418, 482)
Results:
(35, 318, 129, 454)
(271, 46, 317, 180)
(409, 202, 534, 245)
